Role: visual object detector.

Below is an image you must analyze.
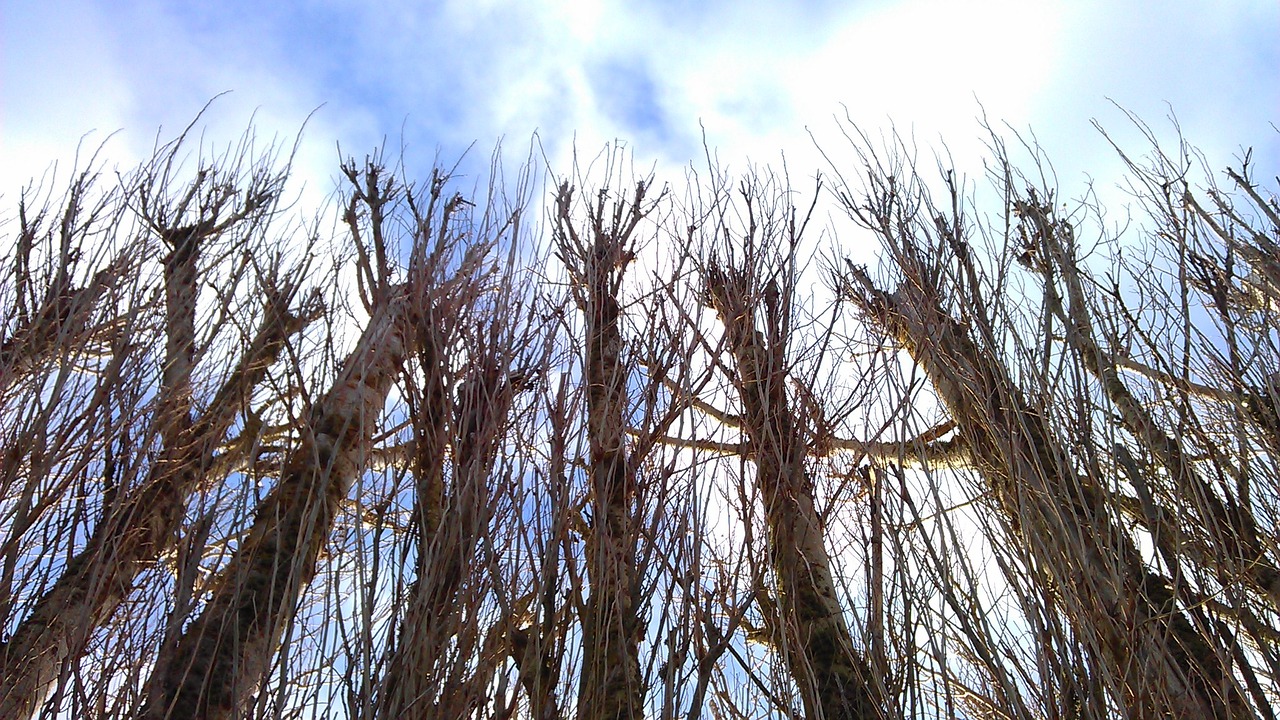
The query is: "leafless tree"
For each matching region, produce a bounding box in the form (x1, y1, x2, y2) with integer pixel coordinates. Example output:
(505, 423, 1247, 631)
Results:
(0, 120, 318, 719)
(688, 167, 883, 719)
(2, 106, 1276, 720)
(540, 147, 720, 720)
(825, 116, 1277, 719)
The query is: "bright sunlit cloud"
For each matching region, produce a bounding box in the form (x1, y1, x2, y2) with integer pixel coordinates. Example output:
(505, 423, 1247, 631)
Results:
(2, 0, 1276, 212)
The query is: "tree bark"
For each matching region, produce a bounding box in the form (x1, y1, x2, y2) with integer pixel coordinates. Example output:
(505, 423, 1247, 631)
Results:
(576, 259, 642, 720)
(843, 260, 1249, 719)
(141, 292, 407, 720)
(0, 231, 306, 720)
(376, 341, 520, 718)
(555, 182, 645, 720)
(0, 251, 126, 398)
(706, 265, 882, 720)
(1022, 196, 1280, 609)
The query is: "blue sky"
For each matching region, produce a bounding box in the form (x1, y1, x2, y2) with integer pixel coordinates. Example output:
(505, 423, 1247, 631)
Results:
(2, 0, 1277, 215)
(0, 3, 1276, 713)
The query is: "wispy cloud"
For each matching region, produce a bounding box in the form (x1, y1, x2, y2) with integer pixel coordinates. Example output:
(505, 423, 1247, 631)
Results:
(2, 0, 1275, 204)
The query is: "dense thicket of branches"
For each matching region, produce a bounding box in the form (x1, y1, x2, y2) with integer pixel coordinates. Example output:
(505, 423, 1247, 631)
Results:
(0, 113, 1276, 720)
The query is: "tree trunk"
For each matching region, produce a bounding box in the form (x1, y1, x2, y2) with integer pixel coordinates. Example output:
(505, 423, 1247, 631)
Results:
(576, 264, 642, 720)
(706, 265, 882, 720)
(0, 232, 305, 720)
(843, 261, 1249, 719)
(141, 292, 407, 720)
(1022, 196, 1280, 609)
(554, 181, 646, 720)
(376, 340, 520, 718)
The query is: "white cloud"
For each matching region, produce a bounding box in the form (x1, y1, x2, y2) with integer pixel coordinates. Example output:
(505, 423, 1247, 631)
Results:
(0, 0, 135, 197)
(2, 0, 1274, 215)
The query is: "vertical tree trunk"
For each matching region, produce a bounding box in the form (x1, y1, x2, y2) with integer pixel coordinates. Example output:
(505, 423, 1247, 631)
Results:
(141, 292, 408, 720)
(577, 259, 641, 720)
(555, 182, 645, 720)
(373, 320, 451, 719)
(376, 345, 521, 718)
(706, 265, 882, 720)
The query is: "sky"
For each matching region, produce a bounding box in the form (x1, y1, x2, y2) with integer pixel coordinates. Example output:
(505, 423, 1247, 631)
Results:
(0, 2, 1276, 713)
(2, 0, 1278, 237)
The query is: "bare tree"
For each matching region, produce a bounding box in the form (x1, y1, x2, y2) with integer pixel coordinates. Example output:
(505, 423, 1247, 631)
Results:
(139, 154, 524, 719)
(695, 172, 883, 719)
(0, 122, 315, 720)
(826, 118, 1274, 718)
(372, 162, 539, 719)
(553, 174, 649, 720)
(2, 106, 1276, 720)
(539, 149, 726, 720)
